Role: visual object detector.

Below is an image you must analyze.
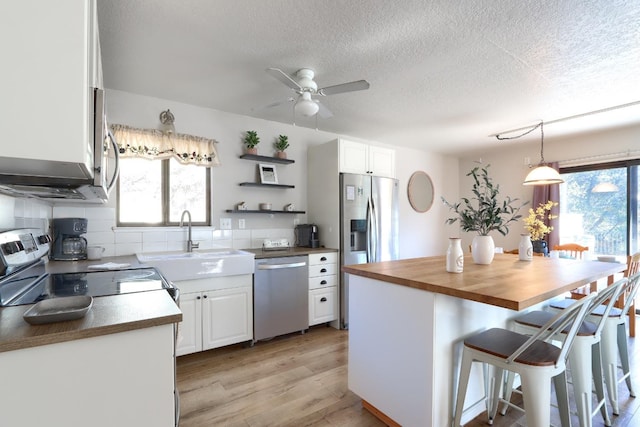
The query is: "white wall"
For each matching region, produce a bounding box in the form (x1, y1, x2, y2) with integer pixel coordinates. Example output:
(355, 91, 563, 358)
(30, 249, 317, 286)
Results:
(452, 123, 640, 253)
(39, 89, 455, 258)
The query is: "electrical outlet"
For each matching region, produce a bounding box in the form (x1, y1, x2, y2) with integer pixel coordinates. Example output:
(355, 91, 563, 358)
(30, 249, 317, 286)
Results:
(238, 219, 245, 229)
(220, 218, 232, 230)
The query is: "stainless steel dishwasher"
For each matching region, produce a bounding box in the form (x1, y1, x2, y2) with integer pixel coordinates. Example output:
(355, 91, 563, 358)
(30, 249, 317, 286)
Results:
(254, 256, 308, 342)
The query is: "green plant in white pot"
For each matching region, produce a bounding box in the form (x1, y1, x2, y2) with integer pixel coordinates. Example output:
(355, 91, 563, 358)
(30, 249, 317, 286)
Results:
(442, 165, 527, 264)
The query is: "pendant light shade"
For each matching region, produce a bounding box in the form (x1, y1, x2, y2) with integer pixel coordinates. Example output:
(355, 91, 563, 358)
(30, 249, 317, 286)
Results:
(523, 165, 564, 185)
(522, 121, 564, 186)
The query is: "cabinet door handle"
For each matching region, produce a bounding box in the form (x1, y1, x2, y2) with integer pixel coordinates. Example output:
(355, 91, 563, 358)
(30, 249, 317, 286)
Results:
(320, 297, 327, 302)
(196, 296, 201, 300)
(320, 280, 327, 285)
(203, 294, 208, 299)
(320, 256, 327, 261)
(320, 268, 327, 273)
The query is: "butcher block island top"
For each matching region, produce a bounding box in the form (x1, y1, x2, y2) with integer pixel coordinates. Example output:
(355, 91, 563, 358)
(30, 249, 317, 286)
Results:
(342, 253, 626, 311)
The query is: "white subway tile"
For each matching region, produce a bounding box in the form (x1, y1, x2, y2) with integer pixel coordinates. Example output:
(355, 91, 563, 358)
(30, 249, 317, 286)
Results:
(167, 241, 185, 251)
(213, 230, 232, 240)
(84, 207, 116, 220)
(232, 238, 251, 249)
(53, 206, 86, 218)
(232, 229, 251, 239)
(142, 241, 167, 252)
(115, 232, 142, 244)
(85, 231, 115, 245)
(167, 230, 186, 242)
(192, 229, 211, 241)
(87, 219, 113, 233)
(13, 198, 25, 217)
(142, 231, 167, 242)
(114, 242, 142, 256)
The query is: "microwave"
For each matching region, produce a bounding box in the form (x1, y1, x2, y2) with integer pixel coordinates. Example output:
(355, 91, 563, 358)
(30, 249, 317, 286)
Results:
(0, 88, 120, 203)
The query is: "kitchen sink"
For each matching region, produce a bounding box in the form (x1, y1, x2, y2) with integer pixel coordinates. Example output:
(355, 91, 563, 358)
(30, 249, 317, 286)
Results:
(136, 249, 255, 281)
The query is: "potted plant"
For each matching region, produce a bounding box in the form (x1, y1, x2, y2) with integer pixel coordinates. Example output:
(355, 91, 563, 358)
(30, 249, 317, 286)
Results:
(274, 134, 289, 159)
(442, 164, 527, 264)
(243, 130, 260, 155)
(523, 201, 558, 255)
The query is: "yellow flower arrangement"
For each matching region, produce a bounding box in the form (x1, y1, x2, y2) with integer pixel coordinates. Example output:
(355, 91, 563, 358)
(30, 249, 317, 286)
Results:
(523, 201, 558, 241)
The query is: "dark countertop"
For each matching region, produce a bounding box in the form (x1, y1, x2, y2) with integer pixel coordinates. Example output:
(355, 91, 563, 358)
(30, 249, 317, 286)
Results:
(242, 247, 338, 259)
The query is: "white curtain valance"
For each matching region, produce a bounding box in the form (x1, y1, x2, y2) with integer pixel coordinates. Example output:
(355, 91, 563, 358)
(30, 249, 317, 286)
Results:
(110, 124, 221, 167)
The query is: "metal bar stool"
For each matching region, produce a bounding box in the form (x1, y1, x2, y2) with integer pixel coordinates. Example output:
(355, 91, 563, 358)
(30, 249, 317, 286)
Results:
(550, 263, 640, 415)
(452, 293, 596, 427)
(506, 277, 626, 427)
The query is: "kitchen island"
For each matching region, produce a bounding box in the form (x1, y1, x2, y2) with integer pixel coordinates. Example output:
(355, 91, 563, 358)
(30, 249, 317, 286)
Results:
(343, 254, 626, 426)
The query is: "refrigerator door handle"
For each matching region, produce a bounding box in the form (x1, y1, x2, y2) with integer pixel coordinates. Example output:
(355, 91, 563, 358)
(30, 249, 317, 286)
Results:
(366, 197, 373, 262)
(368, 196, 379, 263)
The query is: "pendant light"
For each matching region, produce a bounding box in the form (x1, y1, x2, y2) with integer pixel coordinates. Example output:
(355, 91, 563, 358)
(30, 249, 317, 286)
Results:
(522, 121, 564, 186)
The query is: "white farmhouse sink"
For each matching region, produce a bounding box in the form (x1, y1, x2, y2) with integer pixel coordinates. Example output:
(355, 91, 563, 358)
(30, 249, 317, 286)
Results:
(136, 249, 255, 282)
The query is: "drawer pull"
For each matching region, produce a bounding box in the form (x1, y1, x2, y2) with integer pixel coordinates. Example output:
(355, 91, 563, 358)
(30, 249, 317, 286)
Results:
(320, 256, 327, 261)
(203, 294, 208, 298)
(320, 268, 327, 273)
(320, 297, 327, 302)
(196, 296, 201, 300)
(320, 280, 327, 285)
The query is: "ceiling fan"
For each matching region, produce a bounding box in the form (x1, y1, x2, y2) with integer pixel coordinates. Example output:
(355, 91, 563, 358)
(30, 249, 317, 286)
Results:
(260, 68, 370, 118)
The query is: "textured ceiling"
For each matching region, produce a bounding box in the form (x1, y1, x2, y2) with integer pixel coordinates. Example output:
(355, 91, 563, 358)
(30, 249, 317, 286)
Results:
(97, 0, 640, 155)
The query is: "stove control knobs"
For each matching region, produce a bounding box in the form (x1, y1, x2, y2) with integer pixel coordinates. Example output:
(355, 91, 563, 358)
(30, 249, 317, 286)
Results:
(2, 241, 24, 255)
(37, 235, 51, 244)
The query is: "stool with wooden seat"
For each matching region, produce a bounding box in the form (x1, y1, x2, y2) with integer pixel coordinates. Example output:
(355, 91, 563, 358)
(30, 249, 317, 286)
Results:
(452, 293, 596, 427)
(550, 255, 640, 415)
(506, 278, 626, 427)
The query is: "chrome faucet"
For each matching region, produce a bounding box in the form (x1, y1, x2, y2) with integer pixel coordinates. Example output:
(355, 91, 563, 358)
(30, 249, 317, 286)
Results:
(180, 210, 200, 252)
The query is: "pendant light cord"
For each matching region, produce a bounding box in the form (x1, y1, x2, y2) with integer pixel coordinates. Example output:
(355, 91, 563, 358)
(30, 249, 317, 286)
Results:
(495, 121, 545, 163)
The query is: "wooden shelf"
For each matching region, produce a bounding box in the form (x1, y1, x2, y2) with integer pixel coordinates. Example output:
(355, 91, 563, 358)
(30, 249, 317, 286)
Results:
(239, 182, 295, 189)
(239, 154, 294, 164)
(225, 209, 306, 214)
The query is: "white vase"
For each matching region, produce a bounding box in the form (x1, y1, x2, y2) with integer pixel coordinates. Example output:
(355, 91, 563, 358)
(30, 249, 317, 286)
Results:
(472, 235, 495, 265)
(519, 233, 533, 261)
(446, 238, 464, 273)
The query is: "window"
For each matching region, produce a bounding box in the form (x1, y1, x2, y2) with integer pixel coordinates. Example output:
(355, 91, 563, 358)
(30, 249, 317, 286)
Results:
(117, 157, 210, 226)
(559, 161, 640, 257)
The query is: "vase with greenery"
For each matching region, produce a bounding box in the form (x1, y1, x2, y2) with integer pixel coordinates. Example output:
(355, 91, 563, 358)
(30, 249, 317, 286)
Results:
(442, 164, 527, 264)
(274, 134, 289, 159)
(523, 200, 558, 255)
(243, 130, 260, 154)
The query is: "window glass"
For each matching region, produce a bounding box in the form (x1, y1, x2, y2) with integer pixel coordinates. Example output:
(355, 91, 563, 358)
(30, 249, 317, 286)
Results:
(118, 158, 210, 226)
(559, 165, 629, 258)
(118, 158, 162, 224)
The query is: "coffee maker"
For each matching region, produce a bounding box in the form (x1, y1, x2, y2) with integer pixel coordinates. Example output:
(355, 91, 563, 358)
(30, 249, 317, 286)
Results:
(51, 218, 88, 260)
(295, 224, 319, 248)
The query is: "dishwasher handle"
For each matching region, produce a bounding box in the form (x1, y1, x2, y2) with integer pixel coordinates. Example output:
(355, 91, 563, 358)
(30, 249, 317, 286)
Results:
(257, 261, 307, 270)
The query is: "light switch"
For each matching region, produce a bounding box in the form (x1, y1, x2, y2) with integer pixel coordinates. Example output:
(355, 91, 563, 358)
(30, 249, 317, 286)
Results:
(238, 219, 245, 229)
(220, 218, 232, 230)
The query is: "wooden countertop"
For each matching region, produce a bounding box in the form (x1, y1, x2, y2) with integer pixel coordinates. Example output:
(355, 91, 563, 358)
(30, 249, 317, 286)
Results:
(342, 254, 626, 311)
(0, 290, 181, 353)
(242, 247, 338, 259)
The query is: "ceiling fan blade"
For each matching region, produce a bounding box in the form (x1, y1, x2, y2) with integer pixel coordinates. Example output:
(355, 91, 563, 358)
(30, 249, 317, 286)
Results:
(316, 101, 333, 119)
(266, 68, 302, 91)
(318, 80, 370, 96)
(252, 97, 295, 112)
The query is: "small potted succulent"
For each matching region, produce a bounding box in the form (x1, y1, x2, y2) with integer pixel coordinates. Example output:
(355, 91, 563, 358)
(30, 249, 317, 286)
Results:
(274, 134, 289, 159)
(243, 130, 260, 155)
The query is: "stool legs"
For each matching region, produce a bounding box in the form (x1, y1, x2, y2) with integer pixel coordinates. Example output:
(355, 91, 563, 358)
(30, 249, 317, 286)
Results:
(601, 320, 620, 413)
(617, 322, 635, 397)
(520, 369, 553, 427)
(591, 343, 612, 426)
(554, 371, 572, 427)
(453, 350, 473, 427)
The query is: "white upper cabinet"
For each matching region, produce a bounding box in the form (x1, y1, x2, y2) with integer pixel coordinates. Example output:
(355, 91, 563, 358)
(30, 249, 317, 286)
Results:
(339, 139, 396, 178)
(1, 0, 100, 176)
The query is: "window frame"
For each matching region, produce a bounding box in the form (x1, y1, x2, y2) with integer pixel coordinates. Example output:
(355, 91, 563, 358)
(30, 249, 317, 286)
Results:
(116, 158, 211, 227)
(560, 159, 640, 256)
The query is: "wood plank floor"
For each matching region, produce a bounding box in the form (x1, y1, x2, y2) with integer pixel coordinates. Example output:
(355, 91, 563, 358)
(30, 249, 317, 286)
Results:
(177, 324, 640, 426)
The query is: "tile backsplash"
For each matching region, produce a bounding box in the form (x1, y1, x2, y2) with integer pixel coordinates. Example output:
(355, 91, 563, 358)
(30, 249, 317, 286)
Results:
(52, 205, 295, 257)
(0, 194, 50, 231)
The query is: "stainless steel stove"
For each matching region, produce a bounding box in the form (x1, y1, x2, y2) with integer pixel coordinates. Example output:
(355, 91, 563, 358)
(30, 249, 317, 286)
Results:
(0, 228, 177, 307)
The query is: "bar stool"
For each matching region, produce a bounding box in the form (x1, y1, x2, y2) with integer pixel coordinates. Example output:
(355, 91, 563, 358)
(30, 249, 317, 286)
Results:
(506, 278, 626, 427)
(452, 293, 596, 427)
(550, 257, 640, 415)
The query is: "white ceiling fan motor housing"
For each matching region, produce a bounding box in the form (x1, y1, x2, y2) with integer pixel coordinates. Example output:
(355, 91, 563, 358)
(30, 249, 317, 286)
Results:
(296, 69, 318, 92)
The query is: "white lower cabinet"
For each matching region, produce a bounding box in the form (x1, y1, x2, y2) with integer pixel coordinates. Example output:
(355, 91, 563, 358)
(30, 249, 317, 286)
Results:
(175, 275, 253, 356)
(308, 252, 339, 326)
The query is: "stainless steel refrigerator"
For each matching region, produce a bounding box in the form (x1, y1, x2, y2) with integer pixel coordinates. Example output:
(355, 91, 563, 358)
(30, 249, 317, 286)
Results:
(340, 173, 399, 328)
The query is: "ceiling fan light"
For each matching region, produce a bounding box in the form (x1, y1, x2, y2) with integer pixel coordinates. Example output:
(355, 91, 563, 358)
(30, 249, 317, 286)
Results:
(295, 93, 319, 117)
(523, 165, 564, 186)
